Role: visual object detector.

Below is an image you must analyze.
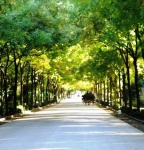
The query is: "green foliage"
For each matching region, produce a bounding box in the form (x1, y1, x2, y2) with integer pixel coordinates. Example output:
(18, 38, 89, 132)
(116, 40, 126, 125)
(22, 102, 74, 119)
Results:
(112, 102, 121, 110)
(0, 0, 144, 118)
(100, 100, 109, 107)
(140, 96, 144, 107)
(0, 106, 5, 117)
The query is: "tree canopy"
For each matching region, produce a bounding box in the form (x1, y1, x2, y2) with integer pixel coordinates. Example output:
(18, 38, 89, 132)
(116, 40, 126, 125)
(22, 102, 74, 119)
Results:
(0, 0, 144, 116)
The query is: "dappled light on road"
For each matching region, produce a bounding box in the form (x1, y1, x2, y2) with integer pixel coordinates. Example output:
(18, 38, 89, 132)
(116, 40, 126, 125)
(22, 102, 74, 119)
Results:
(0, 97, 144, 150)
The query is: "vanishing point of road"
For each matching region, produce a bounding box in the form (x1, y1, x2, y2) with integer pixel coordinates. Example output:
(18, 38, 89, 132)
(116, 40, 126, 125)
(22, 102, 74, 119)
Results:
(0, 96, 144, 150)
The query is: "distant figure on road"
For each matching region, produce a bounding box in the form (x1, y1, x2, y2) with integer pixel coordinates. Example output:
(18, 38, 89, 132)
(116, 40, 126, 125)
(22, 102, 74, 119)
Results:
(82, 91, 95, 105)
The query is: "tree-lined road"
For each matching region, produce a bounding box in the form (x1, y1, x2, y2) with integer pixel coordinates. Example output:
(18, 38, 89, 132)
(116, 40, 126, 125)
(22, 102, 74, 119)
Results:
(0, 96, 144, 150)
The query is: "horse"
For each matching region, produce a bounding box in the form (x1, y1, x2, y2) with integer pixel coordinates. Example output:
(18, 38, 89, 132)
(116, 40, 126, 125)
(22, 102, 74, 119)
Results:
(82, 92, 95, 105)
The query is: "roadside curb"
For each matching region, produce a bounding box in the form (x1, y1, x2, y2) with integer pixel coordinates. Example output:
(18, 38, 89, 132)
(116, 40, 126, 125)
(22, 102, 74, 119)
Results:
(0, 102, 61, 125)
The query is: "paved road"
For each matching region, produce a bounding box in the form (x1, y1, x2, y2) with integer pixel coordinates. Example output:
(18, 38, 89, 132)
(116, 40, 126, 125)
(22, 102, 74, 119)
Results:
(0, 96, 144, 150)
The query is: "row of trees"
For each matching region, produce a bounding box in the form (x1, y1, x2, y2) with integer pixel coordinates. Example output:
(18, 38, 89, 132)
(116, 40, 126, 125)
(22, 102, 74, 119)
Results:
(0, 0, 83, 116)
(0, 0, 144, 117)
(77, 0, 144, 114)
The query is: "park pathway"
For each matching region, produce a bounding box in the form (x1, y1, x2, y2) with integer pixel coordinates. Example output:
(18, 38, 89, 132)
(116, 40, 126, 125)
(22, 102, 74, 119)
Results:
(0, 96, 144, 150)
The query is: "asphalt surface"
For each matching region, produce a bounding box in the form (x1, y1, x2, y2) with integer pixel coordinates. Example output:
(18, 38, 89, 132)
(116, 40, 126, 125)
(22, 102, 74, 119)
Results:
(0, 96, 144, 150)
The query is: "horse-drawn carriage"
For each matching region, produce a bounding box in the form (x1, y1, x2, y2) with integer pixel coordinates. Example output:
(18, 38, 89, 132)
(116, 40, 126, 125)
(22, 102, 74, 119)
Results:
(82, 92, 95, 105)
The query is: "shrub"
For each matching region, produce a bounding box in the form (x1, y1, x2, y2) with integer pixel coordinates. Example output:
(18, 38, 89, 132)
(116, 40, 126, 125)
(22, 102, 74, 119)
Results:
(140, 110, 144, 119)
(130, 111, 141, 119)
(7, 107, 22, 115)
(0, 106, 5, 117)
(16, 108, 22, 113)
(33, 104, 39, 108)
(113, 102, 120, 110)
(7, 107, 15, 115)
(121, 106, 131, 114)
(100, 100, 109, 106)
(140, 96, 144, 107)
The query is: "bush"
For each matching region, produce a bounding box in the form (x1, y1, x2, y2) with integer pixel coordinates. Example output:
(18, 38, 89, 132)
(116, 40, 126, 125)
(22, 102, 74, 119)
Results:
(7, 107, 22, 115)
(100, 100, 109, 106)
(95, 99, 99, 103)
(7, 107, 15, 115)
(129, 109, 140, 118)
(112, 103, 120, 110)
(140, 110, 144, 119)
(33, 104, 39, 108)
(16, 108, 22, 114)
(0, 106, 5, 117)
(132, 100, 137, 107)
(121, 106, 131, 114)
(24, 104, 29, 110)
(140, 96, 144, 107)
(17, 105, 23, 111)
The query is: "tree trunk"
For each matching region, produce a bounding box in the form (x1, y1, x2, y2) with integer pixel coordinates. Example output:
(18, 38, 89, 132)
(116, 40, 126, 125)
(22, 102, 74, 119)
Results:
(4, 74, 8, 116)
(0, 70, 3, 105)
(133, 58, 140, 112)
(20, 66, 24, 106)
(125, 53, 132, 110)
(107, 77, 109, 105)
(122, 69, 127, 107)
(134, 27, 141, 111)
(24, 65, 30, 105)
(13, 63, 18, 113)
(114, 75, 117, 106)
(103, 80, 106, 102)
(31, 68, 34, 109)
(110, 77, 112, 106)
(118, 71, 121, 106)
(100, 82, 102, 101)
